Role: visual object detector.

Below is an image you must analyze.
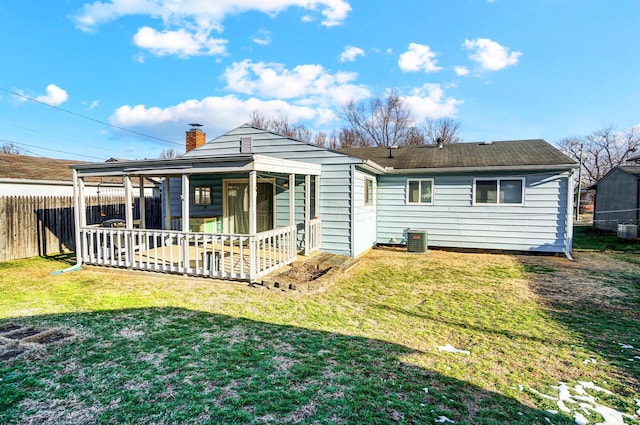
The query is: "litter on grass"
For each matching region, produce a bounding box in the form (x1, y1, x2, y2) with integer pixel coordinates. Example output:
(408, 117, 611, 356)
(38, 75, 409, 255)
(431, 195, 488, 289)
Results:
(618, 343, 634, 349)
(436, 344, 470, 355)
(434, 416, 455, 423)
(582, 358, 597, 364)
(524, 381, 637, 425)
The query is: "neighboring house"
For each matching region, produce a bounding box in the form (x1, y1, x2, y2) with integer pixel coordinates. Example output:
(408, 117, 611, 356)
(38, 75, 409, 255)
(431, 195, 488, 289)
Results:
(69, 125, 577, 282)
(591, 165, 640, 231)
(0, 153, 159, 197)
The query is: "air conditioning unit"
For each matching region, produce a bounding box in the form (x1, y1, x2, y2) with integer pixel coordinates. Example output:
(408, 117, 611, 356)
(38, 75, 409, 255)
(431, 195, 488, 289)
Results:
(617, 224, 638, 239)
(407, 229, 428, 253)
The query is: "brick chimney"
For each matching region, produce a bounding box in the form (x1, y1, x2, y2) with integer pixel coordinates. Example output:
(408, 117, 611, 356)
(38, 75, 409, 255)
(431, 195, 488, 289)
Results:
(186, 124, 206, 152)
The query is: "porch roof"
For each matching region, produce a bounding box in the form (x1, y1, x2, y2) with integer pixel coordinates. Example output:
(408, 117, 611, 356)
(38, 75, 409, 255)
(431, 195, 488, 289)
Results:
(69, 154, 322, 177)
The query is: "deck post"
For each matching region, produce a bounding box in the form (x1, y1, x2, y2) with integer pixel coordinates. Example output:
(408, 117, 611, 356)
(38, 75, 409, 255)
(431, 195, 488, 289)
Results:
(163, 175, 171, 230)
(181, 174, 190, 273)
(249, 171, 257, 280)
(304, 174, 311, 255)
(138, 176, 146, 229)
(72, 169, 82, 263)
(124, 175, 134, 268)
(124, 175, 134, 228)
(289, 174, 295, 226)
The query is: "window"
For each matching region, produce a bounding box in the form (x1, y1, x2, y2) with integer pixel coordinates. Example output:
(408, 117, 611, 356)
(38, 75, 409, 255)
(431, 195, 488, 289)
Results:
(407, 179, 433, 204)
(194, 186, 212, 205)
(364, 178, 374, 205)
(474, 178, 524, 205)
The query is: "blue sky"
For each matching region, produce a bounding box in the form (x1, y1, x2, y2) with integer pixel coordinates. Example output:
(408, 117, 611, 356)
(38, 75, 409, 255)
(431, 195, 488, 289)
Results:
(1, 0, 639, 161)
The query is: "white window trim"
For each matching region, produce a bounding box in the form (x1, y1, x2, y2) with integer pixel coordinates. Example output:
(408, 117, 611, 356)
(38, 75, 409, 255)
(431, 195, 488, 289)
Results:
(193, 185, 212, 205)
(472, 177, 525, 206)
(406, 178, 434, 205)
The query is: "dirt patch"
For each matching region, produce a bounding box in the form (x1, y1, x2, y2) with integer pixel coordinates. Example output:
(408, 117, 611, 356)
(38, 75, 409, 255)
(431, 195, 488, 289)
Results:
(518, 252, 639, 313)
(0, 324, 74, 361)
(277, 264, 329, 283)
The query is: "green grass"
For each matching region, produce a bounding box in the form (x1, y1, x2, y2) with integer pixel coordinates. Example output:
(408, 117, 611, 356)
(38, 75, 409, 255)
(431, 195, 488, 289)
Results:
(0, 246, 639, 424)
(573, 224, 640, 252)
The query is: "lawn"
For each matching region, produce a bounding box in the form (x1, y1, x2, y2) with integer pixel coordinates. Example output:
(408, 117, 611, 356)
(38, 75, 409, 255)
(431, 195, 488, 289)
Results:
(0, 243, 639, 424)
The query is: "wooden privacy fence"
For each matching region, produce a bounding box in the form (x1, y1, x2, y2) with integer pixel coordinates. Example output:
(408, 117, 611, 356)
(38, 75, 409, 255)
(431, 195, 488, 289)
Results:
(0, 195, 161, 261)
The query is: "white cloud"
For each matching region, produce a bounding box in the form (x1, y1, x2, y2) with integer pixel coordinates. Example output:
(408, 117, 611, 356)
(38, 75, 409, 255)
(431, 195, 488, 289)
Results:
(463, 38, 522, 71)
(222, 60, 370, 106)
(252, 29, 271, 46)
(74, 0, 350, 57)
(74, 0, 351, 32)
(109, 94, 335, 137)
(133, 26, 227, 57)
(402, 84, 462, 121)
(340, 45, 364, 63)
(454, 66, 470, 76)
(82, 100, 100, 109)
(34, 84, 69, 106)
(398, 43, 442, 73)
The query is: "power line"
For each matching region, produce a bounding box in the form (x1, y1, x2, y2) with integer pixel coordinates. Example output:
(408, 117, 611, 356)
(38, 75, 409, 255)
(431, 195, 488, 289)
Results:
(0, 87, 184, 147)
(0, 137, 105, 160)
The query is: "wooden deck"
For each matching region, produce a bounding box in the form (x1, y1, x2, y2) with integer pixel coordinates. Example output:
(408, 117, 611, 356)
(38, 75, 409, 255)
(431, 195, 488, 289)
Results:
(79, 225, 310, 281)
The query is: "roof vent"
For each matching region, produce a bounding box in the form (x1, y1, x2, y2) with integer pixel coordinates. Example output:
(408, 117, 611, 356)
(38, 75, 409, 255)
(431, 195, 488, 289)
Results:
(436, 138, 444, 149)
(479, 141, 493, 145)
(387, 145, 398, 158)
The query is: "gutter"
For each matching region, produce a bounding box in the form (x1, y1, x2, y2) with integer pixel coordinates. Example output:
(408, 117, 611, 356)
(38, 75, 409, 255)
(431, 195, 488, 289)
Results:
(383, 163, 578, 174)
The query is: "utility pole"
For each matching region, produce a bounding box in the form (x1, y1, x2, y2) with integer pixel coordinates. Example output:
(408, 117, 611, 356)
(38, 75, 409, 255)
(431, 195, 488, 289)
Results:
(575, 143, 584, 220)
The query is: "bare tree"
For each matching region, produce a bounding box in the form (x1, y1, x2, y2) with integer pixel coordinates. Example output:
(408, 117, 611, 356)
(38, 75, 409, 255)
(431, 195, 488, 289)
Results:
(342, 89, 415, 147)
(0, 142, 23, 154)
(313, 131, 327, 147)
(424, 117, 461, 145)
(248, 112, 312, 143)
(160, 148, 180, 159)
(558, 125, 640, 185)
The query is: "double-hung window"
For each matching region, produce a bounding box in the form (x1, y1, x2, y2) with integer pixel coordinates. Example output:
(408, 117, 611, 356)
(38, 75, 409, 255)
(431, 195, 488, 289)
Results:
(194, 186, 212, 205)
(473, 178, 524, 205)
(407, 179, 433, 204)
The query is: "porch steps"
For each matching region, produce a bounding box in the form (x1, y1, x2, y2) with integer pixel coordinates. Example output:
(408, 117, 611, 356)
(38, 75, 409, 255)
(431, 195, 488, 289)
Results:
(257, 253, 359, 292)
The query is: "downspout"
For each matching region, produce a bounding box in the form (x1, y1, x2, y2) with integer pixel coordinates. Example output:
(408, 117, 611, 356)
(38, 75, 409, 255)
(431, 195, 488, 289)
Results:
(51, 168, 83, 274)
(565, 169, 575, 261)
(350, 164, 356, 258)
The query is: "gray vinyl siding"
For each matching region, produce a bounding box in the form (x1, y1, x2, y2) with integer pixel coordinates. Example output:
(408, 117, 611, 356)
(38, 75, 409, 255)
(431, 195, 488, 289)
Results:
(377, 171, 570, 253)
(593, 168, 640, 231)
(181, 126, 360, 256)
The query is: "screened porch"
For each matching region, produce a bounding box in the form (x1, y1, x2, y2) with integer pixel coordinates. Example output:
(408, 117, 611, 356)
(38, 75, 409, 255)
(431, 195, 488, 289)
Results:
(70, 154, 322, 282)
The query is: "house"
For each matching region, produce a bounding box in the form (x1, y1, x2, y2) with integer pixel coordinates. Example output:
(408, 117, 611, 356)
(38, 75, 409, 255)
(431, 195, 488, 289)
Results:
(0, 153, 159, 197)
(68, 125, 577, 282)
(591, 165, 640, 232)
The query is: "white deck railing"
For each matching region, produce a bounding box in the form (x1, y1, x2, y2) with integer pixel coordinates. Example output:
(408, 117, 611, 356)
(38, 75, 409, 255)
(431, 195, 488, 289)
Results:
(305, 218, 322, 255)
(79, 225, 298, 281)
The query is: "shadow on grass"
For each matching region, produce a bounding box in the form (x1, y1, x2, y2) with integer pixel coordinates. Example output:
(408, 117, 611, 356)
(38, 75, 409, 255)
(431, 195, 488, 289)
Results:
(0, 308, 573, 425)
(518, 252, 640, 396)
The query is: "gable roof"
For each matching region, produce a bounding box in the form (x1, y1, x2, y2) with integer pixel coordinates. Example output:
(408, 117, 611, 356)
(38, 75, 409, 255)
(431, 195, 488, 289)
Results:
(338, 139, 576, 171)
(616, 165, 640, 178)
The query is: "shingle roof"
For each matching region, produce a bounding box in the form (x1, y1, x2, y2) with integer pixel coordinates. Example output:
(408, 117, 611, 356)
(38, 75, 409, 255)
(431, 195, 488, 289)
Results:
(0, 154, 155, 185)
(618, 165, 640, 177)
(338, 139, 576, 170)
(0, 153, 83, 181)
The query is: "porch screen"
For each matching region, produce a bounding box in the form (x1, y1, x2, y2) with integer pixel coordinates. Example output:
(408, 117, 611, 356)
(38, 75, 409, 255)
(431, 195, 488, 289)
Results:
(227, 183, 249, 234)
(226, 182, 274, 234)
